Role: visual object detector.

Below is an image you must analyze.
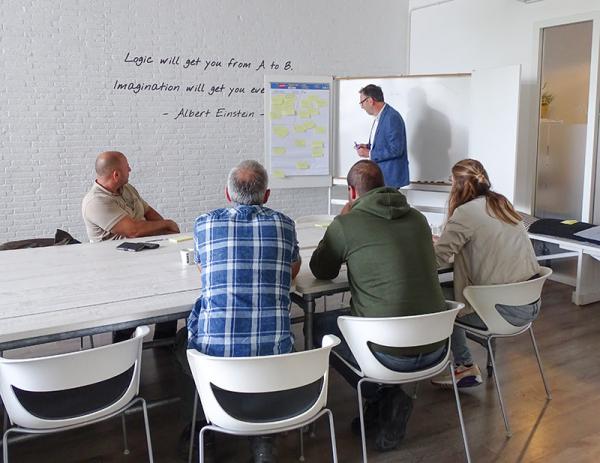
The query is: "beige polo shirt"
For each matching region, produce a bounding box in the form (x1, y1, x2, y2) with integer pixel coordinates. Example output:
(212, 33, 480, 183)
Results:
(82, 182, 149, 242)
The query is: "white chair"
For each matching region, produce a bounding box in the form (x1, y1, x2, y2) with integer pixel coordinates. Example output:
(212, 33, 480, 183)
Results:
(186, 335, 341, 463)
(458, 266, 552, 437)
(294, 214, 335, 225)
(337, 302, 471, 463)
(0, 326, 154, 462)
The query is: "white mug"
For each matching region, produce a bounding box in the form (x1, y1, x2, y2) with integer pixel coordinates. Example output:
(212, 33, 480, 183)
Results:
(180, 248, 195, 265)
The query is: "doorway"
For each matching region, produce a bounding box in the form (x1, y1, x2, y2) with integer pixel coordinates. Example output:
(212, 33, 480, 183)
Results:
(534, 20, 593, 220)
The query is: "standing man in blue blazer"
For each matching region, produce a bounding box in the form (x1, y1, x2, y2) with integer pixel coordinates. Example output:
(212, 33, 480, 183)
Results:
(355, 84, 409, 188)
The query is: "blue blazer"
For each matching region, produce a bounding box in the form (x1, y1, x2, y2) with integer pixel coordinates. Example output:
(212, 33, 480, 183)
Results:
(371, 105, 409, 188)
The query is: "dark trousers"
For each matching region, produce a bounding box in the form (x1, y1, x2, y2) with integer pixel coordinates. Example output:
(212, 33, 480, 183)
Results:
(113, 320, 178, 344)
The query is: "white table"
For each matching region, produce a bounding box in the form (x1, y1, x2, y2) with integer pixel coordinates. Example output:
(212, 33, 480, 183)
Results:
(0, 235, 200, 350)
(529, 232, 600, 305)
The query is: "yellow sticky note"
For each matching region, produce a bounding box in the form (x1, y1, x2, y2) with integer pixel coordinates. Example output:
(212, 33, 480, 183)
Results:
(312, 147, 324, 157)
(273, 126, 289, 138)
(296, 161, 310, 169)
(273, 147, 286, 156)
(315, 126, 326, 134)
(270, 111, 282, 120)
(304, 121, 316, 129)
(294, 139, 306, 148)
(315, 98, 328, 107)
(169, 235, 193, 243)
(294, 124, 307, 133)
(312, 141, 323, 148)
(272, 169, 286, 178)
(309, 108, 320, 117)
(272, 95, 285, 106)
(298, 110, 311, 119)
(561, 219, 578, 225)
(281, 107, 296, 117)
(284, 94, 296, 102)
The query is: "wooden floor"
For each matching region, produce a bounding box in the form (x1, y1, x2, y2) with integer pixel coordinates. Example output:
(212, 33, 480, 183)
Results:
(5, 280, 600, 462)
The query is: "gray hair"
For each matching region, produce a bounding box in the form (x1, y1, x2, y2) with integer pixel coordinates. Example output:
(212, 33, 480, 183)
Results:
(227, 160, 269, 205)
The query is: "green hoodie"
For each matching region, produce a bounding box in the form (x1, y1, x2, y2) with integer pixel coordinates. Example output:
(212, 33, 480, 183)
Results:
(310, 186, 446, 355)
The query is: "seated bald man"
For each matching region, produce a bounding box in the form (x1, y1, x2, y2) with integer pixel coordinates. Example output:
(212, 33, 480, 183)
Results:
(82, 151, 180, 242)
(82, 150, 180, 342)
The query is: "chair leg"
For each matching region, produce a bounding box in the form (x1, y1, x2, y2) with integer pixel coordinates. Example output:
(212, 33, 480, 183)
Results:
(3, 427, 12, 463)
(487, 337, 512, 437)
(325, 409, 338, 463)
(298, 428, 305, 461)
(137, 399, 154, 462)
(89, 335, 95, 348)
(188, 393, 199, 463)
(450, 363, 472, 463)
(357, 379, 368, 463)
(121, 413, 130, 455)
(199, 426, 209, 463)
(529, 327, 552, 400)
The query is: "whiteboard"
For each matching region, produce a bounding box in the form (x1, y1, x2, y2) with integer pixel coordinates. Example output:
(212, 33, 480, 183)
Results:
(336, 75, 471, 182)
(264, 75, 332, 189)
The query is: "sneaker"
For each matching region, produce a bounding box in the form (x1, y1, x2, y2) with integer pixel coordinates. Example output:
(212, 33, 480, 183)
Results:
(431, 364, 483, 388)
(374, 388, 413, 452)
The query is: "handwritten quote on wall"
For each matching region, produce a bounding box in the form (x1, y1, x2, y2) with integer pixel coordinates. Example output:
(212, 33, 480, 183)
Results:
(113, 52, 295, 120)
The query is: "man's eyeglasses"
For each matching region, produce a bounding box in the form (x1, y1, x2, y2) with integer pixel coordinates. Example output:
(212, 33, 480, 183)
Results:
(359, 97, 370, 106)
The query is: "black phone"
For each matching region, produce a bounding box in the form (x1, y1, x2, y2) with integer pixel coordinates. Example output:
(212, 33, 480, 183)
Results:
(116, 242, 159, 252)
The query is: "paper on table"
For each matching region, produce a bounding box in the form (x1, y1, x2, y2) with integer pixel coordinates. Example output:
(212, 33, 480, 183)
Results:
(574, 226, 600, 242)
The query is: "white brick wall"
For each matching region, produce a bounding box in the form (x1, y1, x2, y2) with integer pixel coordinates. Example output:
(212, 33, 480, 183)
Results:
(0, 0, 408, 243)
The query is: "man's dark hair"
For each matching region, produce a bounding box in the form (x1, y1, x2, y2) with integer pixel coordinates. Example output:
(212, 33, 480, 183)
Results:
(359, 84, 384, 103)
(347, 160, 385, 196)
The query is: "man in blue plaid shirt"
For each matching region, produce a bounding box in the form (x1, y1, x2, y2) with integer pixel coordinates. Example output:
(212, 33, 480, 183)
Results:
(188, 159, 301, 356)
(177, 160, 301, 462)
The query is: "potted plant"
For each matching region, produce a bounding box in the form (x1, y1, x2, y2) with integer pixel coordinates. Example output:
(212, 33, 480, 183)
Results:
(540, 82, 554, 119)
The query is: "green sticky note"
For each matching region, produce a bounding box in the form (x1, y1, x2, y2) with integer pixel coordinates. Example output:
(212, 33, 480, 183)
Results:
(294, 139, 306, 148)
(315, 126, 326, 134)
(273, 147, 286, 156)
(273, 126, 289, 138)
(296, 161, 310, 169)
(272, 169, 286, 178)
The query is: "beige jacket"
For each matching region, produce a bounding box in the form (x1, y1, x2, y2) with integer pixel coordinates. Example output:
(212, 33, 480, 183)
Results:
(434, 197, 540, 315)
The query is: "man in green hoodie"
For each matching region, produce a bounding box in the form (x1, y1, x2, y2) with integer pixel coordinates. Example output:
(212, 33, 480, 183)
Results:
(310, 160, 446, 452)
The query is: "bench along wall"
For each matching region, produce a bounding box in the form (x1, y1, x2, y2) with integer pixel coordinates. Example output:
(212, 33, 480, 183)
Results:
(0, 0, 408, 243)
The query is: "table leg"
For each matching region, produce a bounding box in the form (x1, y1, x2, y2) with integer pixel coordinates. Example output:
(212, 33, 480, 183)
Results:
(303, 298, 316, 351)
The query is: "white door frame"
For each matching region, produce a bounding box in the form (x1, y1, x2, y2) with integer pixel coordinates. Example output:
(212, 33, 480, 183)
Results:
(531, 12, 600, 222)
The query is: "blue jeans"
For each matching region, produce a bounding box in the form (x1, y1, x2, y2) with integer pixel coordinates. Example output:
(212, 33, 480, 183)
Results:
(313, 309, 446, 397)
(452, 300, 541, 365)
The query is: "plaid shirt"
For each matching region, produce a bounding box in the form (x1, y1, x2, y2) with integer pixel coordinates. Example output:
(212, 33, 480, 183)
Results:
(188, 205, 299, 357)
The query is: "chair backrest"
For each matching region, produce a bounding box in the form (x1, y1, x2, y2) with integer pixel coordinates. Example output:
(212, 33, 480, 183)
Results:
(462, 266, 552, 335)
(0, 326, 150, 429)
(186, 335, 340, 433)
(294, 215, 335, 225)
(337, 301, 463, 382)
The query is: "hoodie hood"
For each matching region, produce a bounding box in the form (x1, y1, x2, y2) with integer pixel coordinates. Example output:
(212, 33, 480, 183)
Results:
(351, 186, 410, 220)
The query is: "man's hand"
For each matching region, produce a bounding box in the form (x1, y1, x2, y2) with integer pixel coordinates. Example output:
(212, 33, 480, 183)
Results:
(356, 145, 370, 158)
(340, 202, 353, 215)
(165, 220, 180, 234)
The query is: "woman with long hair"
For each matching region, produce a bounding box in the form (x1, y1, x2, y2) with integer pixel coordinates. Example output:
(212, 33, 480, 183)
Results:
(431, 159, 540, 388)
